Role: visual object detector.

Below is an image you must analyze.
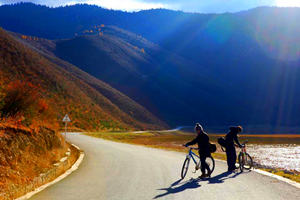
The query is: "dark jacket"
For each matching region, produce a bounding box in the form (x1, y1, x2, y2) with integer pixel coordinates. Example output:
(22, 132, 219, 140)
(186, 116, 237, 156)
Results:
(185, 132, 211, 157)
(225, 127, 242, 148)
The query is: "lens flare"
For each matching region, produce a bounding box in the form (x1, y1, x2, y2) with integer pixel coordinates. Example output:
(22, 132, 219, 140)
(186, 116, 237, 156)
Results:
(202, 15, 234, 46)
(254, 10, 300, 61)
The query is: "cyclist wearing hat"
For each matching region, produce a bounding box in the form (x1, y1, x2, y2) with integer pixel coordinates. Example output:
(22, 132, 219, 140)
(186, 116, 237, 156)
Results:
(225, 126, 243, 172)
(185, 123, 211, 178)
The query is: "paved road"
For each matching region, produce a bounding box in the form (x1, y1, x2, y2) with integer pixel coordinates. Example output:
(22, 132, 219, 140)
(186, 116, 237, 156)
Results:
(31, 133, 300, 200)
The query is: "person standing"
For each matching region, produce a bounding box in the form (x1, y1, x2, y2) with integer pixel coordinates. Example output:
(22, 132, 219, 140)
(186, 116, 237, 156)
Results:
(225, 126, 243, 172)
(185, 123, 211, 178)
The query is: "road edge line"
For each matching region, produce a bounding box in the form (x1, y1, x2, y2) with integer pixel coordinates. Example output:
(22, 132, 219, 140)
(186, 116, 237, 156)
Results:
(253, 168, 300, 189)
(213, 158, 300, 189)
(16, 144, 85, 200)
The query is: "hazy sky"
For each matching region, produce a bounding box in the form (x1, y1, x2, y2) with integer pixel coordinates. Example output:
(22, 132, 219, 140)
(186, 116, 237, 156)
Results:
(1, 0, 300, 13)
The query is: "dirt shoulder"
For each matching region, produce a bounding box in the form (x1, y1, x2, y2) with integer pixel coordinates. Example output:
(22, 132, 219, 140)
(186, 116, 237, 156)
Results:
(0, 126, 80, 200)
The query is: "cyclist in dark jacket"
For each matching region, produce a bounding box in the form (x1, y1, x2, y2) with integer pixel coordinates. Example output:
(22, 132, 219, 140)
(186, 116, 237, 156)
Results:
(225, 126, 243, 172)
(185, 123, 211, 178)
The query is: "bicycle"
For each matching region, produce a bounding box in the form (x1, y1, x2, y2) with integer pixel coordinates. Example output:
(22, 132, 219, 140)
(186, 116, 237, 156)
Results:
(220, 140, 253, 171)
(181, 147, 215, 179)
(238, 140, 253, 171)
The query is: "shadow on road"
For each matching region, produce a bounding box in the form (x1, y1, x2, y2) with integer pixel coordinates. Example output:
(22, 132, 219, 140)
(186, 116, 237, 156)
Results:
(207, 171, 242, 184)
(153, 178, 201, 199)
(154, 171, 247, 198)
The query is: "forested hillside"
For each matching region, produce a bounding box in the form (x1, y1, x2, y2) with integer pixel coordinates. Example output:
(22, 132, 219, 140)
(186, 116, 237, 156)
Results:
(0, 28, 166, 131)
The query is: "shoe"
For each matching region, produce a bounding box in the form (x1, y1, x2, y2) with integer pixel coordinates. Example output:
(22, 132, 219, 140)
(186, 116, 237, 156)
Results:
(199, 174, 207, 178)
(207, 172, 212, 178)
(206, 169, 212, 178)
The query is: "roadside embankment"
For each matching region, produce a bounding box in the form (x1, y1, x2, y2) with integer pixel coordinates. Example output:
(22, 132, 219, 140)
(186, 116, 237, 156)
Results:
(0, 125, 80, 200)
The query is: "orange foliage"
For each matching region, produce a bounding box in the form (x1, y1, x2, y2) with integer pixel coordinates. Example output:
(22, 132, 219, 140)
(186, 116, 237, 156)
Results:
(37, 99, 48, 114)
(20, 35, 39, 41)
(0, 80, 56, 130)
(1, 80, 39, 117)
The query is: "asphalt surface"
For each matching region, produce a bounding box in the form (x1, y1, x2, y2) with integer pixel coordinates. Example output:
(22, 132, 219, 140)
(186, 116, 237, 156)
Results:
(31, 133, 300, 200)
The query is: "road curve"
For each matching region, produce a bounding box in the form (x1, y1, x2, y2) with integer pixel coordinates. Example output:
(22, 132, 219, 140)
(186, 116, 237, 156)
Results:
(31, 133, 300, 200)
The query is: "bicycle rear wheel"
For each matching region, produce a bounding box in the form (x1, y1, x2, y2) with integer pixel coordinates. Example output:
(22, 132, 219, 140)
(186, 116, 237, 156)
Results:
(238, 152, 253, 171)
(206, 156, 215, 175)
(181, 158, 190, 179)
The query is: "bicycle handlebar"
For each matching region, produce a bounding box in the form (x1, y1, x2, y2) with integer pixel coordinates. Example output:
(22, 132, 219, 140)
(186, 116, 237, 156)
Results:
(182, 145, 198, 150)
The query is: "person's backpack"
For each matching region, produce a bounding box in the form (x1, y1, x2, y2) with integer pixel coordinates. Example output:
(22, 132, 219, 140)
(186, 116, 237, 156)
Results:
(217, 137, 226, 147)
(209, 143, 217, 153)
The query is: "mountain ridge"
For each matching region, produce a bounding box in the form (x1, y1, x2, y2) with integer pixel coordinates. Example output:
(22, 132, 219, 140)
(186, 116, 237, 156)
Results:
(2, 3, 300, 131)
(0, 27, 167, 130)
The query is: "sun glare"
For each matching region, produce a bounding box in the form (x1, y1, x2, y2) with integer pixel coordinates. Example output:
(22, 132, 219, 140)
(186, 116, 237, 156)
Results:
(66, 0, 169, 11)
(276, 0, 300, 7)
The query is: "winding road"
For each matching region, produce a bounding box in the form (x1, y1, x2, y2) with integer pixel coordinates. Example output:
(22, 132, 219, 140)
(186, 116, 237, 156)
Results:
(31, 133, 300, 200)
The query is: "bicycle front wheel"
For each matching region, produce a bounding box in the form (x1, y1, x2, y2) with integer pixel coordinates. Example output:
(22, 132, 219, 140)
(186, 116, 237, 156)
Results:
(206, 156, 215, 175)
(238, 152, 253, 171)
(181, 158, 190, 179)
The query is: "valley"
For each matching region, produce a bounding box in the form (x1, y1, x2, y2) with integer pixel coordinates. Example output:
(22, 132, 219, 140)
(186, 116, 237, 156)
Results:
(0, 2, 300, 199)
(2, 3, 300, 129)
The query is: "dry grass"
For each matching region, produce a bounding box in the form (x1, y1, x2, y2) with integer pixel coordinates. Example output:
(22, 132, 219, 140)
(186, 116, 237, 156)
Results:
(86, 131, 299, 183)
(0, 125, 68, 195)
(260, 168, 300, 183)
(208, 134, 300, 145)
(86, 131, 227, 164)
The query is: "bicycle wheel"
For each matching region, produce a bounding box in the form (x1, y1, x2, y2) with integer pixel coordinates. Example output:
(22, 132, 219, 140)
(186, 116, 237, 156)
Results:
(238, 152, 253, 171)
(206, 156, 215, 174)
(181, 158, 190, 179)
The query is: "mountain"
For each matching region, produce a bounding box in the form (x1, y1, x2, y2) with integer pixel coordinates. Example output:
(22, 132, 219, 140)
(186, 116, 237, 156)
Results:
(0, 27, 167, 130)
(1, 3, 300, 63)
(1, 3, 300, 132)
(19, 25, 242, 126)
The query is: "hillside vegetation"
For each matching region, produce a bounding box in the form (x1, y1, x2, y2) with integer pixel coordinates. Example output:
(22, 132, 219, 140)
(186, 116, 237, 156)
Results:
(0, 27, 166, 131)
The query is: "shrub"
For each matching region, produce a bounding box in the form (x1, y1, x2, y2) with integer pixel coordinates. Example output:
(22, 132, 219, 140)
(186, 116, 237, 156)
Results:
(0, 80, 48, 120)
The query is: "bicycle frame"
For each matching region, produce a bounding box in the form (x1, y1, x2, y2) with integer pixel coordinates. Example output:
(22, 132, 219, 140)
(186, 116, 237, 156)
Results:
(186, 148, 199, 165)
(237, 140, 253, 171)
(181, 147, 215, 178)
(239, 142, 247, 157)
